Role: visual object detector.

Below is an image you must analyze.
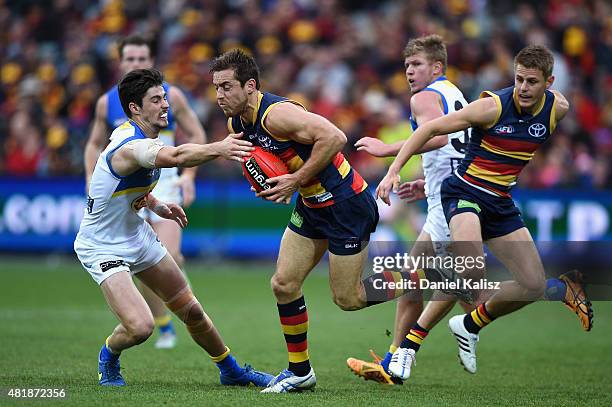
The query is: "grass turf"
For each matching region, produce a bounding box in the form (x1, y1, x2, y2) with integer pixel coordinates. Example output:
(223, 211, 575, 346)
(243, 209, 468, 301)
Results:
(0, 258, 611, 406)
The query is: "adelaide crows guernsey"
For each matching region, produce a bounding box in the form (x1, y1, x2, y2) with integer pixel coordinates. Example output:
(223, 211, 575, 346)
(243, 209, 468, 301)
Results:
(455, 86, 558, 198)
(228, 92, 368, 208)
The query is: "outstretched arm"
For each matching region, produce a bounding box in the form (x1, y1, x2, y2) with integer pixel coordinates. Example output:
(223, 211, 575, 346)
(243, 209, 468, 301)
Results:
(376, 97, 498, 205)
(110, 133, 253, 176)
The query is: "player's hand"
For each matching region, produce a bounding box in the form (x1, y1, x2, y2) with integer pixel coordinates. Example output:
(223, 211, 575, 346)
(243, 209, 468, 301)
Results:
(176, 174, 196, 207)
(217, 132, 255, 162)
(355, 137, 391, 157)
(155, 202, 188, 228)
(257, 173, 299, 204)
(397, 179, 426, 203)
(376, 170, 400, 206)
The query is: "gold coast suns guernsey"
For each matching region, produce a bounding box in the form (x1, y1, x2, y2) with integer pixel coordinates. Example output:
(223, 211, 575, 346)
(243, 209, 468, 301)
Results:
(228, 92, 368, 208)
(409, 76, 470, 206)
(455, 86, 558, 198)
(75, 121, 160, 250)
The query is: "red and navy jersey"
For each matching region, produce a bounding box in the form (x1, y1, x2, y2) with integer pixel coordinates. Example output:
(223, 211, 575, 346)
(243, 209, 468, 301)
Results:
(455, 86, 559, 198)
(228, 92, 367, 208)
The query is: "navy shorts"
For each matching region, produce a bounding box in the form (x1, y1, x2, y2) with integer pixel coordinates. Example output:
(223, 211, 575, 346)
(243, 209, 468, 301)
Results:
(441, 176, 525, 240)
(287, 190, 379, 255)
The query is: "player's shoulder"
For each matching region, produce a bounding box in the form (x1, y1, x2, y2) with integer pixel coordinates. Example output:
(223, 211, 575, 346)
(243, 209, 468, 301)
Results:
(109, 120, 136, 141)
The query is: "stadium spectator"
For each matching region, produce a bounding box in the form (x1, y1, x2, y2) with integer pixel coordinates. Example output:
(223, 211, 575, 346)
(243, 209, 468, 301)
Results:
(0, 0, 609, 190)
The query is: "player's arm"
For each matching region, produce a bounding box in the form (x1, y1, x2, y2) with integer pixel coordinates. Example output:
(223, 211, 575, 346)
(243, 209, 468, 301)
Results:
(145, 193, 187, 228)
(168, 86, 207, 206)
(354, 91, 448, 157)
(84, 95, 109, 187)
(258, 102, 347, 204)
(110, 134, 253, 176)
(376, 97, 498, 205)
(410, 91, 448, 153)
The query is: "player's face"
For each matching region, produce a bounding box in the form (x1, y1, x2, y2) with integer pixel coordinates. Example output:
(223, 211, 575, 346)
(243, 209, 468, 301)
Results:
(212, 69, 249, 117)
(134, 85, 169, 130)
(404, 53, 439, 93)
(514, 64, 554, 112)
(120, 45, 154, 74)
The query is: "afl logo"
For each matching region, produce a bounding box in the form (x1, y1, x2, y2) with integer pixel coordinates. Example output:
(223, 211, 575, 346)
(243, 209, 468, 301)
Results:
(494, 125, 514, 135)
(528, 123, 547, 138)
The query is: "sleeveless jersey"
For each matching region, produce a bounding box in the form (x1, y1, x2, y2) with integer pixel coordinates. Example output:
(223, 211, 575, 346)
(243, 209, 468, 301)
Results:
(105, 82, 177, 184)
(75, 120, 161, 249)
(228, 92, 368, 208)
(409, 76, 469, 206)
(455, 86, 557, 198)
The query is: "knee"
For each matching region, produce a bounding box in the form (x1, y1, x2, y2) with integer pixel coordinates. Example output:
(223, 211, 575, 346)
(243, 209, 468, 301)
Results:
(270, 274, 300, 299)
(332, 293, 364, 311)
(127, 318, 154, 344)
(183, 301, 205, 324)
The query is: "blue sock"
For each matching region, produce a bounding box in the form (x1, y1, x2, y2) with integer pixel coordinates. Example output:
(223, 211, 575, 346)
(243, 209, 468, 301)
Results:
(544, 278, 567, 301)
(380, 352, 393, 372)
(99, 342, 119, 362)
(159, 320, 175, 335)
(216, 354, 242, 377)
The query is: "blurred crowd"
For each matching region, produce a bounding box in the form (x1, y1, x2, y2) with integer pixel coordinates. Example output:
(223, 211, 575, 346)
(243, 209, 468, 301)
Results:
(0, 0, 610, 190)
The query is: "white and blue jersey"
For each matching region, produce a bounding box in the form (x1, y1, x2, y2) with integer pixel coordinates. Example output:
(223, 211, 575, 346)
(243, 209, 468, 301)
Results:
(409, 76, 471, 245)
(75, 121, 167, 284)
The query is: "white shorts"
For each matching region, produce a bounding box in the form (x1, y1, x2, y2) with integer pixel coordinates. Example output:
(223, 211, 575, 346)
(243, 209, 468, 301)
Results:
(75, 225, 168, 285)
(139, 176, 182, 223)
(422, 202, 452, 256)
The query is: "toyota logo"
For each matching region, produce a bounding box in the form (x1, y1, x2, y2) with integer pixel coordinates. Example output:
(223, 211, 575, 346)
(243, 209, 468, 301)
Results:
(528, 123, 547, 138)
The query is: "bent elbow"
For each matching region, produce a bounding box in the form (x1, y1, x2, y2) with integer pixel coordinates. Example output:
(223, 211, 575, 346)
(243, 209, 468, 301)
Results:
(335, 130, 347, 149)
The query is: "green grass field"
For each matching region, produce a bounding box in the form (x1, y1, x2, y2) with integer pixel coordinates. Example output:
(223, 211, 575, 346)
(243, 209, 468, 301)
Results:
(1, 257, 611, 406)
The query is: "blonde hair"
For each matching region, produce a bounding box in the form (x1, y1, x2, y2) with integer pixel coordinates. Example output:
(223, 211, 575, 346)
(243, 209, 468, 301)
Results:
(403, 34, 447, 72)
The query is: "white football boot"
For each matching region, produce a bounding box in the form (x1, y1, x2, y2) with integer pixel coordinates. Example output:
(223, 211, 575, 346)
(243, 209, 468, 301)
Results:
(387, 348, 417, 380)
(448, 315, 478, 374)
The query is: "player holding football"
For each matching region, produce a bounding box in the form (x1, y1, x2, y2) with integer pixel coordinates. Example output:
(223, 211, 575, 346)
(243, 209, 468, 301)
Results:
(347, 36, 591, 385)
(84, 34, 205, 348)
(210, 49, 464, 393)
(75, 68, 272, 387)
(377, 45, 593, 380)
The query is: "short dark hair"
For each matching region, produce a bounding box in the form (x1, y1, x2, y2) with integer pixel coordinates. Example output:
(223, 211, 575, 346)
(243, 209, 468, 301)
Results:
(209, 49, 260, 89)
(118, 68, 164, 118)
(514, 45, 554, 78)
(118, 34, 153, 60)
(403, 34, 447, 72)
